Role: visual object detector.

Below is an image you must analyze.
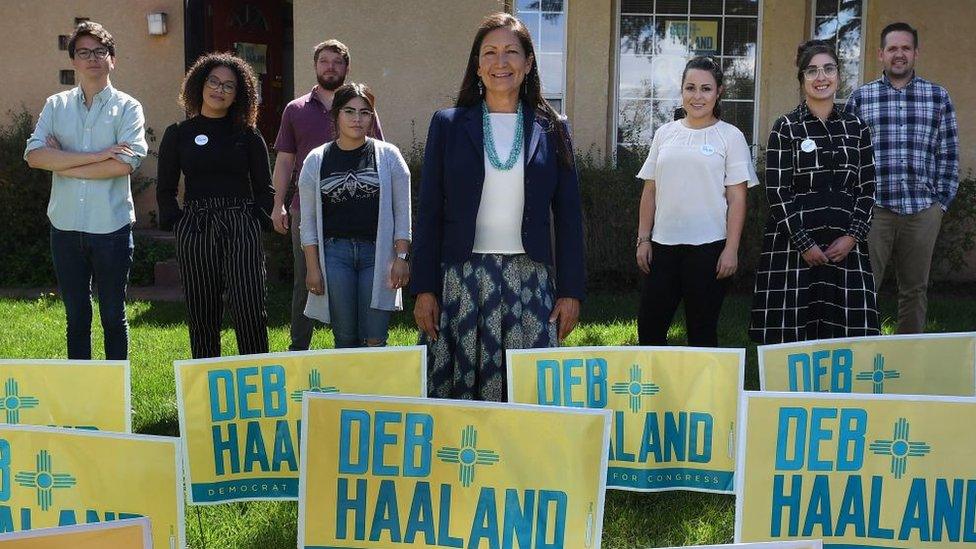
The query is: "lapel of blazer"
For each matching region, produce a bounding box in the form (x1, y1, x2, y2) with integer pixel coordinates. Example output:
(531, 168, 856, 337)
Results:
(462, 106, 484, 160)
(462, 106, 487, 195)
(523, 100, 543, 167)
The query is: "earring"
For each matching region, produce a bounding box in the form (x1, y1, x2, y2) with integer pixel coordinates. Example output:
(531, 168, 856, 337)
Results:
(478, 79, 484, 95)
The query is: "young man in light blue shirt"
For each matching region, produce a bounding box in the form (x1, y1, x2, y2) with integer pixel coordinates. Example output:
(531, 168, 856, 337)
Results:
(24, 21, 147, 360)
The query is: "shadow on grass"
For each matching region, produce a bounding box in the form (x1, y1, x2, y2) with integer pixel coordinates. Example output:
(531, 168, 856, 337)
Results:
(138, 416, 181, 437)
(127, 301, 186, 327)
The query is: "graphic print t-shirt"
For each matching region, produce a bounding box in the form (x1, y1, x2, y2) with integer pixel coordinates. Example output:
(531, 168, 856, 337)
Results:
(319, 140, 380, 240)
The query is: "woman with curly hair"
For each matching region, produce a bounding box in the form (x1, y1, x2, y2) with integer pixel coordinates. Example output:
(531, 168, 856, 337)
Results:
(156, 52, 274, 358)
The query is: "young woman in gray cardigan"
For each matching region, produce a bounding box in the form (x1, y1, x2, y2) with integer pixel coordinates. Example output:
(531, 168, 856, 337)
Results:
(297, 83, 411, 347)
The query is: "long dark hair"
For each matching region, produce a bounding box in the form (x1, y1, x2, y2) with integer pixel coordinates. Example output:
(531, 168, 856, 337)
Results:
(179, 52, 260, 129)
(455, 12, 573, 167)
(674, 56, 724, 120)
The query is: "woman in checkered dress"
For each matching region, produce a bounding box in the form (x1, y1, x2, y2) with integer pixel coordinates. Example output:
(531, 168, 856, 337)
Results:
(750, 40, 881, 343)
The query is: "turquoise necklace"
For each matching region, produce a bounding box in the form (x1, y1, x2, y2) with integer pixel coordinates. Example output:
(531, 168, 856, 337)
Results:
(482, 100, 523, 171)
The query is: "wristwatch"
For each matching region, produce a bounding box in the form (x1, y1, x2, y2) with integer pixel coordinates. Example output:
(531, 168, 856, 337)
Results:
(397, 251, 410, 261)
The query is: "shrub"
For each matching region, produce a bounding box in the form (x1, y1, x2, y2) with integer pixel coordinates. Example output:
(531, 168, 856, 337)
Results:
(0, 110, 55, 286)
(129, 235, 175, 286)
(577, 151, 644, 290)
(4, 105, 973, 291)
(933, 176, 976, 278)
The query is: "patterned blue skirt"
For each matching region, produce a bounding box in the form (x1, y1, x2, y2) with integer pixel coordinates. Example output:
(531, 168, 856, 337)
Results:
(423, 254, 557, 401)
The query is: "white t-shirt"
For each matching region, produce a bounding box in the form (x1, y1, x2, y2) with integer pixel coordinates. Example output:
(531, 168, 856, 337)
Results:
(473, 113, 526, 254)
(636, 119, 759, 246)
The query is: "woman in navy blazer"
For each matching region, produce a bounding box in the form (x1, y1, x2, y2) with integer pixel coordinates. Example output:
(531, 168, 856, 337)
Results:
(411, 12, 585, 401)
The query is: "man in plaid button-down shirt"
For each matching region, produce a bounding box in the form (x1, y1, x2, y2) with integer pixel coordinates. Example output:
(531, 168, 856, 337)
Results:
(845, 22, 959, 334)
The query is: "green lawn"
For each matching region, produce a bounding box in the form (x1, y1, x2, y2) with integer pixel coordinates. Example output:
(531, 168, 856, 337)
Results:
(0, 289, 973, 548)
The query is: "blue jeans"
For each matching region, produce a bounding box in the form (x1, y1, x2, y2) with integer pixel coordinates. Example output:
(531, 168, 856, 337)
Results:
(323, 238, 390, 348)
(50, 224, 133, 360)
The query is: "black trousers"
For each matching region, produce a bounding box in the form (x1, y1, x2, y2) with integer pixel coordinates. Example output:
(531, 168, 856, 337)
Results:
(638, 239, 730, 347)
(175, 197, 269, 359)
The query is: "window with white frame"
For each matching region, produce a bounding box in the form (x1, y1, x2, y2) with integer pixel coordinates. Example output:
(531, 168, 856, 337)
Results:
(812, 0, 864, 103)
(516, 0, 567, 112)
(616, 0, 760, 157)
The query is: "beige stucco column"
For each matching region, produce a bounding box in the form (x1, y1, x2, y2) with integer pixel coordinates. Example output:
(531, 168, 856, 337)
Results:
(564, 0, 614, 161)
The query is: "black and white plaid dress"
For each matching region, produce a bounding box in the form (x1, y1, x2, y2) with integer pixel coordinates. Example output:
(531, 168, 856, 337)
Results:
(750, 103, 881, 344)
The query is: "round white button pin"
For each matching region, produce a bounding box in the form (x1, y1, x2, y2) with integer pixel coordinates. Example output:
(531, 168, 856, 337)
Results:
(700, 144, 715, 156)
(194, 134, 209, 146)
(800, 138, 816, 153)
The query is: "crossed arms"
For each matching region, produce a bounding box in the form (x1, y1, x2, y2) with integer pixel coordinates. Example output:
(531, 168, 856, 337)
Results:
(26, 136, 137, 179)
(24, 96, 147, 180)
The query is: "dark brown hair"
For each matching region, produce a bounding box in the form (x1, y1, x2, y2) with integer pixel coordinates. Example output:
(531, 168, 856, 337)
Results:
(455, 12, 572, 167)
(675, 56, 724, 119)
(179, 53, 260, 129)
(795, 39, 838, 85)
(330, 82, 376, 127)
(881, 22, 918, 48)
(67, 21, 116, 59)
(313, 39, 350, 65)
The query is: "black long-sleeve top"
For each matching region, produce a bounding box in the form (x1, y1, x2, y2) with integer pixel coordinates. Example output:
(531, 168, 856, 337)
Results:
(156, 115, 274, 230)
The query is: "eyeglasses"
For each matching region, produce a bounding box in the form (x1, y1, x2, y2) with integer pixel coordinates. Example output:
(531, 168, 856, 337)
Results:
(338, 107, 374, 119)
(75, 47, 110, 60)
(802, 64, 838, 80)
(205, 75, 237, 94)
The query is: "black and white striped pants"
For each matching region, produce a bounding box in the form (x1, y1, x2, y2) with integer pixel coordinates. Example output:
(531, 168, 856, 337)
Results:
(175, 197, 269, 358)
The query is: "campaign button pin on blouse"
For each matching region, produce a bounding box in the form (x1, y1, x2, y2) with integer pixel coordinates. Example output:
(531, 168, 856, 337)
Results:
(194, 134, 209, 146)
(700, 144, 715, 156)
(800, 138, 817, 153)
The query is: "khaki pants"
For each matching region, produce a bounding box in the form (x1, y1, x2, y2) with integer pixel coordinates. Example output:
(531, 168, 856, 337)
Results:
(867, 204, 943, 334)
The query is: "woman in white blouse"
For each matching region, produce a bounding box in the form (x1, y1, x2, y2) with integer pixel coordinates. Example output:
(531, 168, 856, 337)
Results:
(635, 56, 759, 347)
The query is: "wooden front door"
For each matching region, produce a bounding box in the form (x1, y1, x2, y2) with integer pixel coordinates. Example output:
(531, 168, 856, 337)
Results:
(207, 0, 284, 143)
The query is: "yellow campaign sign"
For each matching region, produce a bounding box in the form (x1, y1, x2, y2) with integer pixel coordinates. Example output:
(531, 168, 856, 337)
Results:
(0, 360, 130, 432)
(0, 425, 183, 548)
(175, 347, 427, 504)
(507, 346, 744, 493)
(758, 333, 976, 396)
(651, 542, 822, 549)
(299, 394, 611, 549)
(666, 20, 720, 53)
(0, 516, 151, 548)
(735, 392, 976, 548)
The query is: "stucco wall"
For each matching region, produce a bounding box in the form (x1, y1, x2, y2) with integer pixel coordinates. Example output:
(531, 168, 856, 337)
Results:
(564, 0, 614, 160)
(757, 0, 809, 145)
(0, 1, 185, 227)
(292, 0, 505, 153)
